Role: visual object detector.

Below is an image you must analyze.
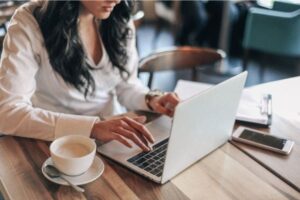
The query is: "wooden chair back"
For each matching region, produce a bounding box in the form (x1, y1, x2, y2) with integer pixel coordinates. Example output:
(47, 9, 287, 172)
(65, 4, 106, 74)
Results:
(138, 46, 226, 88)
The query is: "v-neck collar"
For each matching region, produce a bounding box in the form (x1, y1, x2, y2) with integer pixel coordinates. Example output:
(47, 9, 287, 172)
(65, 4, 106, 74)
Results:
(86, 42, 107, 69)
(81, 18, 105, 68)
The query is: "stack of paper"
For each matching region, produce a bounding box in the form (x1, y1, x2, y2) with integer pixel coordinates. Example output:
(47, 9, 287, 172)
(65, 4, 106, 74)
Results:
(236, 91, 271, 125)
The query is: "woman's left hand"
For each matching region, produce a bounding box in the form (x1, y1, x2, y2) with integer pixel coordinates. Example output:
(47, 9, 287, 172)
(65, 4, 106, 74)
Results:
(148, 93, 180, 117)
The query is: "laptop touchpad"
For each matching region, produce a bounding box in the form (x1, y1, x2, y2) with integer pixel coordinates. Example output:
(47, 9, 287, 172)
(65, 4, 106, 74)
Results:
(146, 115, 172, 143)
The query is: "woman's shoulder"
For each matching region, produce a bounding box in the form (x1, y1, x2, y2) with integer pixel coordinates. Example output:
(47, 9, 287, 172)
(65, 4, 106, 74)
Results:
(8, 2, 44, 47)
(9, 2, 42, 35)
(17, 1, 42, 13)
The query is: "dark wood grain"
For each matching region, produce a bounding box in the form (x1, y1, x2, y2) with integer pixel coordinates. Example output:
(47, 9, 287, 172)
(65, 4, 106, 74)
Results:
(138, 46, 225, 87)
(0, 137, 53, 200)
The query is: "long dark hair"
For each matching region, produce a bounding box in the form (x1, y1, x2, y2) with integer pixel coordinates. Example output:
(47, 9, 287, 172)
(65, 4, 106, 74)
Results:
(33, 1, 133, 97)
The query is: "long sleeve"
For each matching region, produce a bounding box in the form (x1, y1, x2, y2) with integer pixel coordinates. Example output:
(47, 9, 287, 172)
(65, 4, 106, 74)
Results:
(115, 21, 150, 111)
(0, 6, 98, 141)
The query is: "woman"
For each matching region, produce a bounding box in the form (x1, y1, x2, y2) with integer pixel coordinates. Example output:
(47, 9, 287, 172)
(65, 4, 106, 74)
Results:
(0, 0, 179, 151)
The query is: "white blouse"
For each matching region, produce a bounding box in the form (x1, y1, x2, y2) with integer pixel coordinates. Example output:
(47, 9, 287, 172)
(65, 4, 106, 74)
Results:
(0, 3, 149, 141)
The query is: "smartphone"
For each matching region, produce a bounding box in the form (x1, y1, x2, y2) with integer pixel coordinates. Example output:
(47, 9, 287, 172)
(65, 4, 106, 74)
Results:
(232, 127, 294, 155)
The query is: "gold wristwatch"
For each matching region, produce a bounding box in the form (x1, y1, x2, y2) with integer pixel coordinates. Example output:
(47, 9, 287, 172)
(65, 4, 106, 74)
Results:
(145, 89, 165, 110)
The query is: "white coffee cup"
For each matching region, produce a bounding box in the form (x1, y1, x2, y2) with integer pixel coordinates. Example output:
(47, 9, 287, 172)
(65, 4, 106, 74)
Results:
(50, 135, 96, 176)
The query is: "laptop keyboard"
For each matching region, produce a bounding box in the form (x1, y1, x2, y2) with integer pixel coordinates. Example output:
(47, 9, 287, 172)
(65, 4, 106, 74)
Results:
(127, 139, 169, 177)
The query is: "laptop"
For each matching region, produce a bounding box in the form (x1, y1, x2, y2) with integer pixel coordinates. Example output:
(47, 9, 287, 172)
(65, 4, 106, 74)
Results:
(98, 72, 247, 184)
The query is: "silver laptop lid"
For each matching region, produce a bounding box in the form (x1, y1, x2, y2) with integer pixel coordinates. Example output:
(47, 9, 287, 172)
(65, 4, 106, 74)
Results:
(161, 72, 247, 183)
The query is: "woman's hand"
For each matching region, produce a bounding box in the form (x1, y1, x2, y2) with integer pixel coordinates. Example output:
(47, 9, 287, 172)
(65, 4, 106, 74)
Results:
(91, 116, 154, 151)
(148, 92, 180, 117)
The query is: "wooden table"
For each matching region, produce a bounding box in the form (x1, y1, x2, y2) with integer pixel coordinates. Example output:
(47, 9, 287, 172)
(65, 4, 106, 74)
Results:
(0, 77, 300, 199)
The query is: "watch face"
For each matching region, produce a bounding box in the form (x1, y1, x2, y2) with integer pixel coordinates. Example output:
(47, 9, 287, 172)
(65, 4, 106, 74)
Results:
(145, 90, 165, 110)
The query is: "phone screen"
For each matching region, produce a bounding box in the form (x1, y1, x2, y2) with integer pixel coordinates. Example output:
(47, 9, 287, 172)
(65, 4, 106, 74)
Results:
(239, 129, 286, 149)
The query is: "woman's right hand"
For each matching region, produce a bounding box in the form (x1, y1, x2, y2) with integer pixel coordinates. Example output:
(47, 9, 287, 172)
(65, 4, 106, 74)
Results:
(91, 116, 155, 151)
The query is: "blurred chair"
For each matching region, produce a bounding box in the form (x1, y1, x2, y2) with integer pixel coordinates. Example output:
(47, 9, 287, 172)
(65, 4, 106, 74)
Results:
(138, 46, 225, 88)
(242, 1, 300, 71)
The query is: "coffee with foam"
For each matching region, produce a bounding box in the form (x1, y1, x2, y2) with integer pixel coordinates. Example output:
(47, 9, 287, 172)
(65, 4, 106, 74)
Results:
(50, 135, 96, 176)
(56, 143, 91, 158)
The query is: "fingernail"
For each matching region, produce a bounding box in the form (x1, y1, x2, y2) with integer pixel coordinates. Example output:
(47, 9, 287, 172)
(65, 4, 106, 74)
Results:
(149, 135, 155, 142)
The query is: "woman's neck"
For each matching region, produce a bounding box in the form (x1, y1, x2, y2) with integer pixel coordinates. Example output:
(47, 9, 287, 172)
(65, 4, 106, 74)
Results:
(78, 4, 103, 65)
(78, 5, 95, 27)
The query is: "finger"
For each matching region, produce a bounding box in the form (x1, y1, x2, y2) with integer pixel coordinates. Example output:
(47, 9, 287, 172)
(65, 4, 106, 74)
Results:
(119, 117, 147, 133)
(116, 120, 136, 132)
(122, 117, 155, 143)
(157, 97, 178, 114)
(111, 133, 132, 148)
(120, 123, 153, 149)
(153, 102, 172, 116)
(136, 131, 152, 151)
(122, 123, 136, 132)
(115, 127, 150, 151)
(161, 93, 180, 106)
(133, 116, 147, 124)
(117, 119, 143, 135)
(119, 119, 152, 149)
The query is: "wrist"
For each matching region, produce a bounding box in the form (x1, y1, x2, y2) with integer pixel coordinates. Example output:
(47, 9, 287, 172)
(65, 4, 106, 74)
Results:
(91, 118, 101, 139)
(145, 89, 165, 110)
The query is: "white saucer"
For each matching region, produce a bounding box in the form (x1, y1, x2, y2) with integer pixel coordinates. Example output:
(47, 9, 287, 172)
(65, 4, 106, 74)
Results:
(42, 156, 104, 186)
